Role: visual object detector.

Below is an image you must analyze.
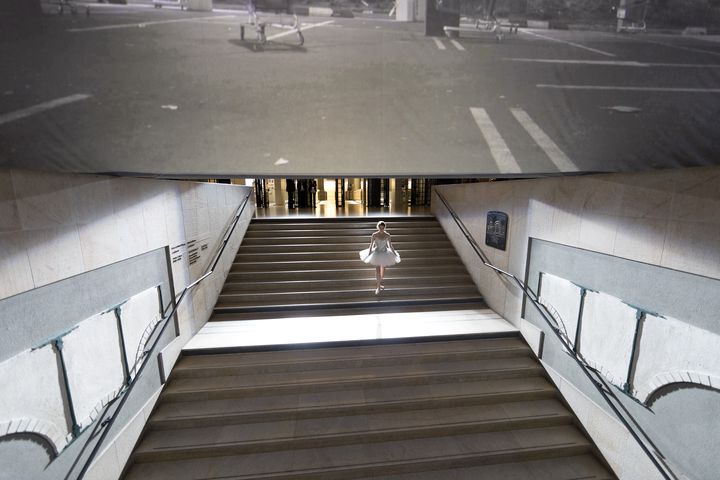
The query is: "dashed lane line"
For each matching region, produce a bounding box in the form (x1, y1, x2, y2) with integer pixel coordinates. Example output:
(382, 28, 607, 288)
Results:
(505, 58, 720, 68)
(432, 37, 446, 50)
(0, 94, 92, 126)
(505, 58, 647, 67)
(469, 107, 521, 174)
(510, 108, 579, 172)
(635, 38, 720, 58)
(67, 14, 237, 32)
(537, 85, 720, 93)
(520, 30, 617, 58)
(265, 19, 333, 42)
(450, 39, 465, 51)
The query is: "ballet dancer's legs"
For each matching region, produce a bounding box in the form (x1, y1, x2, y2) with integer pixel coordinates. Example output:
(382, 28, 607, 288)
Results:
(379, 265, 385, 289)
(375, 266, 381, 294)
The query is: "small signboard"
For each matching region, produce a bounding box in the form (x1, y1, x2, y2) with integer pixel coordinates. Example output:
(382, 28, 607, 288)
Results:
(485, 211, 508, 250)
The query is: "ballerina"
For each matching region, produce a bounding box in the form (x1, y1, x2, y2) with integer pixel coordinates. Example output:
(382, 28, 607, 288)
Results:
(359, 220, 401, 295)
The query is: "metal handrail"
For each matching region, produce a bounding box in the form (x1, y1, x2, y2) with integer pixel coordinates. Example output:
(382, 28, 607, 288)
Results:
(433, 189, 677, 480)
(70, 192, 252, 480)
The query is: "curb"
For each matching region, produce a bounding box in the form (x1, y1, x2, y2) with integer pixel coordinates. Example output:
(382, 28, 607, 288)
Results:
(293, 5, 353, 17)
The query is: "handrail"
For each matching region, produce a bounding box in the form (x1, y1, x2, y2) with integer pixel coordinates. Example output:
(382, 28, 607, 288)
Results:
(433, 189, 677, 480)
(70, 192, 252, 480)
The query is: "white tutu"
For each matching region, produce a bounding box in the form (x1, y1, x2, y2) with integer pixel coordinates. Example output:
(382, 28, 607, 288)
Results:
(359, 238, 401, 267)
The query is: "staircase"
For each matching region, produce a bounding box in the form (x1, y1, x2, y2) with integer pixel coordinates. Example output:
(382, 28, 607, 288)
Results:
(123, 338, 614, 479)
(214, 217, 485, 320)
(121, 215, 615, 479)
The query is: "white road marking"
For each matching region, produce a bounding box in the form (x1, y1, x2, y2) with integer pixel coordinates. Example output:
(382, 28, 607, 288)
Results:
(265, 19, 333, 41)
(191, 19, 242, 25)
(469, 107, 521, 174)
(450, 39, 465, 51)
(646, 62, 720, 68)
(506, 58, 648, 67)
(432, 37, 446, 50)
(510, 108, 578, 172)
(520, 30, 617, 57)
(0, 94, 91, 126)
(67, 14, 236, 32)
(641, 39, 720, 58)
(537, 84, 720, 93)
(505, 57, 720, 68)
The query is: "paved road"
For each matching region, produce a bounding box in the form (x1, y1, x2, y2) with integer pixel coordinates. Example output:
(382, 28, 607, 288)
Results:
(1, 4, 719, 176)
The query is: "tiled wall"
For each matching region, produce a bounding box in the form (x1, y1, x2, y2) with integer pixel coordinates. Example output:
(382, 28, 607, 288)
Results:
(0, 167, 255, 365)
(433, 166, 720, 323)
(432, 166, 720, 480)
(0, 168, 255, 479)
(1, 168, 252, 298)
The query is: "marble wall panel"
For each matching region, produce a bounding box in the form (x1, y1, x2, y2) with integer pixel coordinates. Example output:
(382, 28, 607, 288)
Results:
(13, 170, 77, 230)
(0, 231, 34, 299)
(538, 273, 582, 347)
(120, 287, 162, 376)
(71, 176, 114, 224)
(142, 193, 170, 252)
(579, 291, 638, 388)
(578, 213, 618, 255)
(612, 217, 667, 265)
(618, 180, 673, 220)
(64, 311, 125, 428)
(661, 221, 720, 278)
(0, 170, 20, 233)
(634, 314, 720, 402)
(0, 346, 68, 450)
(580, 178, 626, 216)
(77, 216, 123, 271)
(25, 225, 84, 288)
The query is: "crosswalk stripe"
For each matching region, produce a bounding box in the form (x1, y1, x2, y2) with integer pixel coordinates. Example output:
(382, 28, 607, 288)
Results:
(0, 94, 91, 126)
(510, 108, 579, 172)
(537, 84, 720, 93)
(469, 108, 521, 174)
(520, 30, 616, 57)
(67, 14, 237, 32)
(432, 37, 446, 50)
(450, 39, 465, 51)
(266, 19, 333, 42)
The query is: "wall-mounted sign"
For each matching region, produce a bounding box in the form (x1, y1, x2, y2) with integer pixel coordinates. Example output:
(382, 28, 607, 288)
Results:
(485, 211, 508, 250)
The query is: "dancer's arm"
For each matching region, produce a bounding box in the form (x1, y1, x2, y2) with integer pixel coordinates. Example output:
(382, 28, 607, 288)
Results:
(368, 233, 376, 251)
(387, 235, 397, 254)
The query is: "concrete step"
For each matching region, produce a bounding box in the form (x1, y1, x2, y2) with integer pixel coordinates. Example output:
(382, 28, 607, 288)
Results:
(235, 248, 457, 262)
(241, 234, 449, 245)
(209, 302, 489, 322)
(244, 227, 444, 238)
(150, 376, 558, 429)
(225, 265, 469, 282)
(212, 294, 485, 314)
(352, 454, 614, 480)
(221, 275, 473, 293)
(215, 285, 480, 306)
(230, 256, 463, 272)
(173, 338, 531, 377)
(133, 400, 573, 462)
(247, 219, 438, 230)
(237, 240, 453, 253)
(161, 357, 543, 401)
(124, 425, 593, 479)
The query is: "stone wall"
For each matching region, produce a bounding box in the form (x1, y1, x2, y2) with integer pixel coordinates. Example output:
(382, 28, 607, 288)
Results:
(0, 168, 255, 480)
(433, 166, 720, 479)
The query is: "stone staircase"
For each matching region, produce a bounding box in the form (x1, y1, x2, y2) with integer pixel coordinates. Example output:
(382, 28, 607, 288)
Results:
(121, 215, 615, 479)
(123, 337, 615, 479)
(213, 216, 485, 319)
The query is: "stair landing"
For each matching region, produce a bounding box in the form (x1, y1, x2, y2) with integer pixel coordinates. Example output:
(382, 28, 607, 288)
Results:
(184, 307, 517, 352)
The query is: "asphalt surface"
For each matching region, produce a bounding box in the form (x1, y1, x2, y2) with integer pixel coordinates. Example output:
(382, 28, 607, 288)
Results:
(1, 3, 720, 177)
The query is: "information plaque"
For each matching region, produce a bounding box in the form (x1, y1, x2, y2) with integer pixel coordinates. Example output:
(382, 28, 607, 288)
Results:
(485, 211, 508, 251)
